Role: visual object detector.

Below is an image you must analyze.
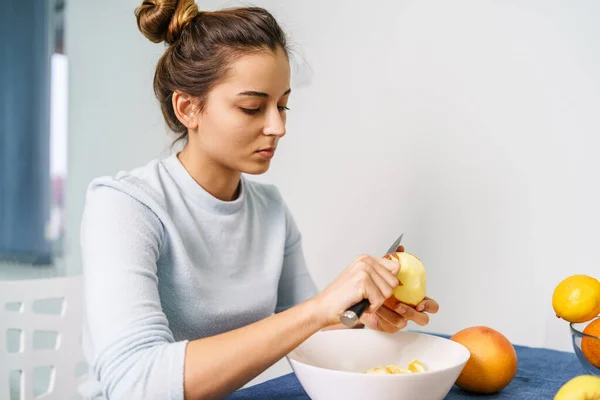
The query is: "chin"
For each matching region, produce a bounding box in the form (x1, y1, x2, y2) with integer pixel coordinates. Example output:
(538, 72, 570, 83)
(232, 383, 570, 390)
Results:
(241, 161, 271, 175)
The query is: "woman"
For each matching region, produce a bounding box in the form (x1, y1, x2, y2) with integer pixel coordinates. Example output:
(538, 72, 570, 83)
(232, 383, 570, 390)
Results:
(79, 1, 439, 399)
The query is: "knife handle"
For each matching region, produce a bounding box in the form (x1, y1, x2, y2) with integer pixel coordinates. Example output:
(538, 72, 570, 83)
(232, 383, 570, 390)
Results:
(340, 298, 370, 327)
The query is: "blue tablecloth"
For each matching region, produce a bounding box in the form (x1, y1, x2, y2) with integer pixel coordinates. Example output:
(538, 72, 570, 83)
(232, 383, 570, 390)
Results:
(227, 334, 584, 400)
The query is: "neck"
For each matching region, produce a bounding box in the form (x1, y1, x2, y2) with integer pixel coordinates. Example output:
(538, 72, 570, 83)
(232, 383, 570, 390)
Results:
(177, 146, 241, 202)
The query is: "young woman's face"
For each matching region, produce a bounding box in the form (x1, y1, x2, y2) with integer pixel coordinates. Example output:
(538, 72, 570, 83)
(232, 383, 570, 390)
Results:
(189, 46, 291, 175)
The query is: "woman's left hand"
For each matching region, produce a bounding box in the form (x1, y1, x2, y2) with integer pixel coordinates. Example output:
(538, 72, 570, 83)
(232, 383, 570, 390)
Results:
(360, 295, 439, 333)
(359, 244, 439, 333)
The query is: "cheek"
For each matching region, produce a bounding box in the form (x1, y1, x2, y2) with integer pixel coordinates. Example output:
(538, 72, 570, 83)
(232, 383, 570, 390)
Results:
(205, 112, 259, 150)
(223, 122, 259, 149)
(199, 108, 230, 135)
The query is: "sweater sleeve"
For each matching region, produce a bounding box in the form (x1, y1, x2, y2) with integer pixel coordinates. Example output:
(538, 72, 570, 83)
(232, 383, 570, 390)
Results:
(275, 201, 319, 313)
(80, 181, 188, 400)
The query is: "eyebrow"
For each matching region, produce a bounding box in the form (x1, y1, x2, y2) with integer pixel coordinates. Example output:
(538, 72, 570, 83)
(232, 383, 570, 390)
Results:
(237, 88, 291, 98)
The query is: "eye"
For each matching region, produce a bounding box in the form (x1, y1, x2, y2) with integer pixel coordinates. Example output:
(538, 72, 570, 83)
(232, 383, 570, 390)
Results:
(278, 105, 290, 112)
(240, 107, 260, 115)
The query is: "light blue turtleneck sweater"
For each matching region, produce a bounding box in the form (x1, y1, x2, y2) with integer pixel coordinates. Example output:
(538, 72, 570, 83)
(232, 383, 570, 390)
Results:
(78, 153, 318, 399)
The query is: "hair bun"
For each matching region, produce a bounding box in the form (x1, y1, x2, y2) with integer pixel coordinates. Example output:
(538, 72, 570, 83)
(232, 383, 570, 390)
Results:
(135, 0, 199, 45)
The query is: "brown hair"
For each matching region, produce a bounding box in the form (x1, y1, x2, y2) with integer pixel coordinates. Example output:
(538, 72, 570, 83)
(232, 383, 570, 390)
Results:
(134, 0, 290, 144)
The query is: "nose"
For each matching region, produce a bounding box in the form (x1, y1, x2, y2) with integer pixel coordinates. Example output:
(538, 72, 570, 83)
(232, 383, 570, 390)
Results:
(263, 108, 286, 137)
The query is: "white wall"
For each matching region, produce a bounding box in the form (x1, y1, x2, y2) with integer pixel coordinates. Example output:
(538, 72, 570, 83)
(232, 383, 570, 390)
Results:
(63, 0, 172, 274)
(64, 0, 600, 385)
(226, 0, 600, 352)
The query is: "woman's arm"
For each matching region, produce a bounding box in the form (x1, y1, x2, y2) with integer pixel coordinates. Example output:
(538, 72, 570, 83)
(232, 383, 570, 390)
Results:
(183, 252, 401, 399)
(81, 183, 187, 400)
(182, 298, 324, 399)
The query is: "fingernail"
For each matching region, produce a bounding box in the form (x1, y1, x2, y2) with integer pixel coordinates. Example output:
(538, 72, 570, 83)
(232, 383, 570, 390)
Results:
(397, 305, 407, 313)
(417, 305, 425, 311)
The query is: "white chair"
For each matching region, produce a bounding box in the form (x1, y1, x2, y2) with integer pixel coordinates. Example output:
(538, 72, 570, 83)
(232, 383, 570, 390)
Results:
(0, 276, 87, 400)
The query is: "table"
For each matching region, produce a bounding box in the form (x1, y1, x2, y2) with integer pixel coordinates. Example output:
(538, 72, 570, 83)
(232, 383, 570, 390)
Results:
(227, 335, 584, 400)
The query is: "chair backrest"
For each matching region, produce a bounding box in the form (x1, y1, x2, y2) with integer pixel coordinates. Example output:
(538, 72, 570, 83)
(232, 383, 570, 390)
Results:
(0, 275, 87, 400)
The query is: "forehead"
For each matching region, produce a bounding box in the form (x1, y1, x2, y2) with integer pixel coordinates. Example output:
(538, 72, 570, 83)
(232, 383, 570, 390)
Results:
(219, 47, 291, 94)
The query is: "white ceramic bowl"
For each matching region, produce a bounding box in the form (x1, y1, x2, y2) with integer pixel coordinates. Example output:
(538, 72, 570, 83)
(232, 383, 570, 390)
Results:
(286, 329, 470, 400)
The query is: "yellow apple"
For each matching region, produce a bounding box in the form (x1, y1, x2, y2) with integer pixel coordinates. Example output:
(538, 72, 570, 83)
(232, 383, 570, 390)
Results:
(385, 252, 427, 306)
(554, 375, 600, 400)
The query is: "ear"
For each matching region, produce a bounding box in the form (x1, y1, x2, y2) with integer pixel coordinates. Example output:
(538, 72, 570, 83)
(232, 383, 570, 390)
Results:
(172, 91, 199, 130)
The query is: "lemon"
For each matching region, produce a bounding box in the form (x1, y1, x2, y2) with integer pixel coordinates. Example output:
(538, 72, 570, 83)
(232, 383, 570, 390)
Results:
(552, 275, 600, 323)
(554, 375, 600, 400)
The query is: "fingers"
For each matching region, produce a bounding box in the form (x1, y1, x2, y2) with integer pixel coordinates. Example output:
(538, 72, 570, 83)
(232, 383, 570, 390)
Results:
(363, 257, 400, 289)
(362, 275, 386, 313)
(384, 296, 439, 315)
(378, 314, 405, 333)
(376, 306, 408, 330)
(383, 296, 402, 310)
(377, 256, 401, 277)
(416, 297, 439, 313)
(397, 304, 430, 326)
(353, 255, 399, 313)
(383, 297, 430, 326)
(365, 267, 394, 299)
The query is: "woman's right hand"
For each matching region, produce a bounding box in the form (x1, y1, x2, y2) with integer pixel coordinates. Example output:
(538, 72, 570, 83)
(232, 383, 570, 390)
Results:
(312, 254, 401, 328)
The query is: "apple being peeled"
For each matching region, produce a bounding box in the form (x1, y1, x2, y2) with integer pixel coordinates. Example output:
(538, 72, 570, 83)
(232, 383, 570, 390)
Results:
(384, 252, 427, 306)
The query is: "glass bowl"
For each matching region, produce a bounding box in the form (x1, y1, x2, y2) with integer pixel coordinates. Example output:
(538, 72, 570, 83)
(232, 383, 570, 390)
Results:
(571, 316, 600, 376)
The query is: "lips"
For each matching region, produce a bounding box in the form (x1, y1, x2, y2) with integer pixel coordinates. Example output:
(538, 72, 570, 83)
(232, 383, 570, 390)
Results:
(257, 147, 276, 159)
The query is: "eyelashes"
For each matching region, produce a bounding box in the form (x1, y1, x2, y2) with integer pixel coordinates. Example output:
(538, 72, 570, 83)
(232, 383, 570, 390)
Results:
(241, 106, 290, 115)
